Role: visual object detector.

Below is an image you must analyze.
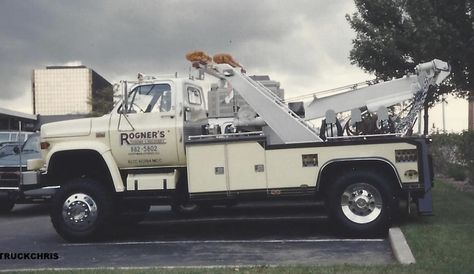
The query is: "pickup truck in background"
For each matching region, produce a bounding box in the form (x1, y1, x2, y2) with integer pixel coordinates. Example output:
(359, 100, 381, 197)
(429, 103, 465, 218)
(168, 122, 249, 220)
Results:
(0, 133, 56, 212)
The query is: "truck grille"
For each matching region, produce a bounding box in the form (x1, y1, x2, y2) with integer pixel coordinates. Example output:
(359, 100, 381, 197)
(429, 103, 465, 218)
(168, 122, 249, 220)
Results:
(0, 167, 23, 188)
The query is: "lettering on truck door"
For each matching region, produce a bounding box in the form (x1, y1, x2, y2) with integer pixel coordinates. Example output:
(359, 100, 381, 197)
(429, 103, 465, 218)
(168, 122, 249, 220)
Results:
(109, 82, 179, 168)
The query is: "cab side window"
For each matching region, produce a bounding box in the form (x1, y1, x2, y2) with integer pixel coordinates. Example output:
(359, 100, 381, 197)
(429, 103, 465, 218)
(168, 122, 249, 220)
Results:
(187, 87, 202, 105)
(127, 84, 172, 113)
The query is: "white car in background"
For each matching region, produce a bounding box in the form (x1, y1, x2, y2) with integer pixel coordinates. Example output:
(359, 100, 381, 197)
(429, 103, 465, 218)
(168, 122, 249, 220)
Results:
(0, 131, 33, 145)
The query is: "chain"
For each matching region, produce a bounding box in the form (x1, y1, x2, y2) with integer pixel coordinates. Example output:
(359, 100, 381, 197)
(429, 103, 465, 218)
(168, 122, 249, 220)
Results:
(395, 74, 431, 135)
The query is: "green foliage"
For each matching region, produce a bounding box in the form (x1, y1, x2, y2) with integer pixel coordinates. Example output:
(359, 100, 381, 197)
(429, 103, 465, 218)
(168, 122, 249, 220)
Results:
(347, 0, 474, 104)
(431, 132, 474, 183)
(447, 163, 467, 181)
(430, 133, 464, 174)
(87, 86, 115, 117)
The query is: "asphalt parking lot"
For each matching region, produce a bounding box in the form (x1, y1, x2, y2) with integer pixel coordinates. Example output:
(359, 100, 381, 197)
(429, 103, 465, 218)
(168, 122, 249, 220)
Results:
(0, 202, 395, 271)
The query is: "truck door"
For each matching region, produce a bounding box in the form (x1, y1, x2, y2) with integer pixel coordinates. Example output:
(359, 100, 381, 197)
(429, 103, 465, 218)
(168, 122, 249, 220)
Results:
(182, 85, 207, 139)
(109, 82, 179, 168)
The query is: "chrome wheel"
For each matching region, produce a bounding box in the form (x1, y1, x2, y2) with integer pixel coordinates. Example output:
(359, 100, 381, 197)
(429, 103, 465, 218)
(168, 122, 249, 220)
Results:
(62, 193, 98, 231)
(341, 182, 382, 224)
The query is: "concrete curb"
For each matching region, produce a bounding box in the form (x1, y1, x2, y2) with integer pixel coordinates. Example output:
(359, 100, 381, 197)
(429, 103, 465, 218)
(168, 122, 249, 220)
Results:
(389, 227, 416, 264)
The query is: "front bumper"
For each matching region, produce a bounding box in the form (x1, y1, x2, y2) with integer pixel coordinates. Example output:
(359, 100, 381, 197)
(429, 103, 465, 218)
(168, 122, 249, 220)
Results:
(0, 167, 56, 202)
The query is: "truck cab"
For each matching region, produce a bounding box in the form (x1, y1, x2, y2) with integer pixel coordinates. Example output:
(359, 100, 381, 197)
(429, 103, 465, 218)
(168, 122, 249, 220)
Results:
(38, 77, 207, 188)
(108, 78, 207, 168)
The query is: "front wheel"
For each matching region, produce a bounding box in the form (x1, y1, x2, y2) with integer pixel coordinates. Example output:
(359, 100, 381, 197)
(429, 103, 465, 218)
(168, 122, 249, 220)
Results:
(326, 171, 397, 236)
(50, 178, 116, 242)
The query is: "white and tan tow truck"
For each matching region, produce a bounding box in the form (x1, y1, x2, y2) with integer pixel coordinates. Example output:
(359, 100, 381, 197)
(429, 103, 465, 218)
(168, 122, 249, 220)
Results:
(24, 52, 449, 241)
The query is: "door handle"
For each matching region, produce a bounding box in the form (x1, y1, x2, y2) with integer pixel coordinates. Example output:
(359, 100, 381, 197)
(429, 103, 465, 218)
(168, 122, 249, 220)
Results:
(161, 113, 175, 119)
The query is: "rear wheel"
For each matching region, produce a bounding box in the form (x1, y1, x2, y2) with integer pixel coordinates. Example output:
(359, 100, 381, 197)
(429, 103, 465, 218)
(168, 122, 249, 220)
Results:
(327, 170, 397, 235)
(50, 178, 116, 242)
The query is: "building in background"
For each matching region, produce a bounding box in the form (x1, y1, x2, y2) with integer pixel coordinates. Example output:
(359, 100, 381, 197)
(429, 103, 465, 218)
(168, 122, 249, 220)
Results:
(208, 75, 284, 118)
(32, 66, 112, 115)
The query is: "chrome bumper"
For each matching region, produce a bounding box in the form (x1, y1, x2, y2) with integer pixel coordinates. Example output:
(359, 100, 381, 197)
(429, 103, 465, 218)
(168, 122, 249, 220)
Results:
(0, 170, 41, 191)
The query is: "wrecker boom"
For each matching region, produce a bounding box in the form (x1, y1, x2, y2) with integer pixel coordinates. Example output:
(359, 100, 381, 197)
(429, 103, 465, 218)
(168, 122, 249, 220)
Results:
(204, 64, 322, 144)
(201, 59, 449, 143)
(302, 59, 450, 122)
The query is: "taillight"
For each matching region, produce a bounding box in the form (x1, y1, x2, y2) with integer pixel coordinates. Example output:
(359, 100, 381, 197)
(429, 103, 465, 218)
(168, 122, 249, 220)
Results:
(395, 149, 418, 162)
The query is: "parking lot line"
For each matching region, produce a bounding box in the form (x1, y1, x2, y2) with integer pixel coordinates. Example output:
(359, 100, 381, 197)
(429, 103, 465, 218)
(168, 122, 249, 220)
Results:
(0, 265, 284, 273)
(62, 238, 384, 247)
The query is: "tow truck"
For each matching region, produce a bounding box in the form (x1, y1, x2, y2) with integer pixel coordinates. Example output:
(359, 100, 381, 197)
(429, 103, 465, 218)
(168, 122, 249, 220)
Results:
(24, 52, 449, 241)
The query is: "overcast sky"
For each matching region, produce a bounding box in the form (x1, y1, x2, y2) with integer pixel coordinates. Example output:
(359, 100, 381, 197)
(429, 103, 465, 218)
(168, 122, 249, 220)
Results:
(0, 0, 467, 131)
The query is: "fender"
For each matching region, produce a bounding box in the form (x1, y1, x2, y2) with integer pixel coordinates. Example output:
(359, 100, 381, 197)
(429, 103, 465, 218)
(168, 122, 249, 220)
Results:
(316, 157, 403, 190)
(45, 141, 124, 192)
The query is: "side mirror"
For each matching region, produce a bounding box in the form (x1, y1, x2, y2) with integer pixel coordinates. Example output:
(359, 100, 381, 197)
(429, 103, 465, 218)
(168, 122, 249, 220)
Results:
(13, 146, 20, 154)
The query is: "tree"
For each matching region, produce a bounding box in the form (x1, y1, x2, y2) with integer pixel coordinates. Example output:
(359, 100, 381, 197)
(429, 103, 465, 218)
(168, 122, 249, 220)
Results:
(346, 0, 474, 130)
(87, 86, 115, 117)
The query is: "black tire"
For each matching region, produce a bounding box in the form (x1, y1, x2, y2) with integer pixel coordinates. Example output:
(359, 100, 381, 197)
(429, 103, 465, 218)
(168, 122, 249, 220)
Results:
(0, 197, 15, 213)
(50, 178, 116, 242)
(326, 170, 397, 236)
(117, 201, 151, 225)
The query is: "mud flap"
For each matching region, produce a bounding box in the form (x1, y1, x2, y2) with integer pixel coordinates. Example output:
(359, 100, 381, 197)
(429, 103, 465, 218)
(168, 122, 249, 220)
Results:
(417, 189, 433, 215)
(417, 140, 433, 215)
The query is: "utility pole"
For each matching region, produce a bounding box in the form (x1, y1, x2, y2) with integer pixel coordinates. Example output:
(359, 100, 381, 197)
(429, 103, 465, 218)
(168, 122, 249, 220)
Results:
(442, 95, 446, 133)
(469, 94, 474, 131)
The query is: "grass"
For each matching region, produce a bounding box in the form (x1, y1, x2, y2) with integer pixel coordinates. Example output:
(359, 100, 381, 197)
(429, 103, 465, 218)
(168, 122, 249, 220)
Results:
(9, 180, 474, 274)
(399, 180, 474, 273)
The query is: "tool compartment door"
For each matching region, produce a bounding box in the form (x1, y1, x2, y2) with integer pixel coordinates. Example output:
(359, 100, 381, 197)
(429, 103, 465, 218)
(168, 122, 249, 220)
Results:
(227, 142, 266, 191)
(186, 143, 227, 193)
(186, 137, 267, 195)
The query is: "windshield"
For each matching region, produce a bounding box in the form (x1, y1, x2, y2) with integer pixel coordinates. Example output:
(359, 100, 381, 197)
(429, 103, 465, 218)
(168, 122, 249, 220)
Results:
(125, 84, 172, 113)
(0, 144, 16, 157)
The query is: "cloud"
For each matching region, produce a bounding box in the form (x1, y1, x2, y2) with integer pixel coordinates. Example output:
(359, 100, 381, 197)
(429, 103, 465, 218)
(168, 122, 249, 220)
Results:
(0, 0, 370, 113)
